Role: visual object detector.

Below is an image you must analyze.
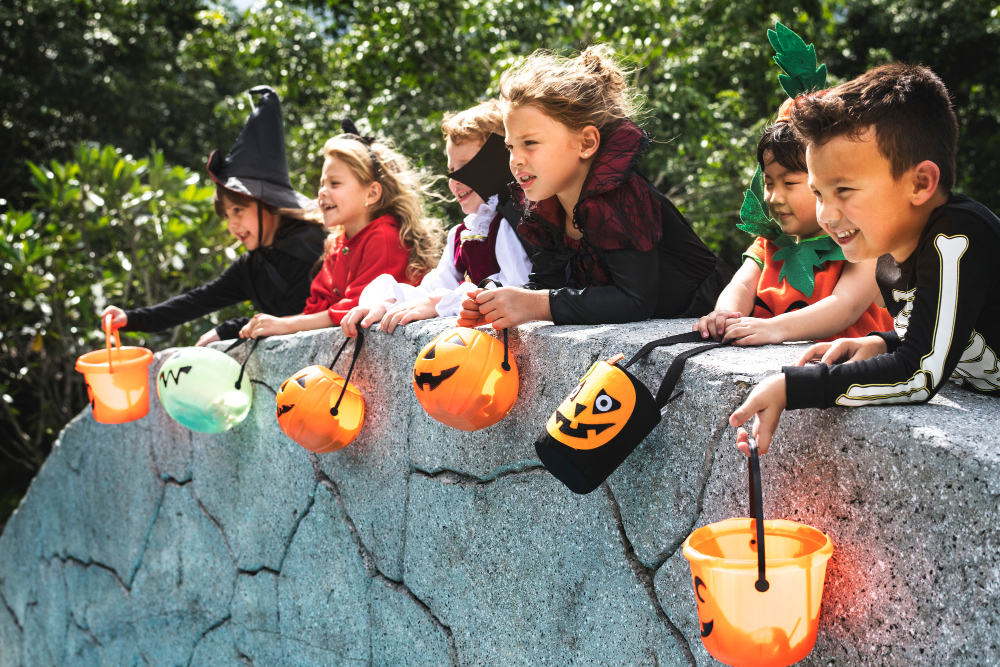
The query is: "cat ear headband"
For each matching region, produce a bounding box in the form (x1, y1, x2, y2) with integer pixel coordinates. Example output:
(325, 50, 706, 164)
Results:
(340, 118, 382, 182)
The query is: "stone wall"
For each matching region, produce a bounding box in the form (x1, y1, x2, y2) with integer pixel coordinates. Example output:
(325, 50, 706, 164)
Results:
(1, 319, 998, 666)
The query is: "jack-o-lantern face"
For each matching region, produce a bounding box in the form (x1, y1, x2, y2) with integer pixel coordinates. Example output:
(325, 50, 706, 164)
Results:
(156, 347, 252, 434)
(694, 575, 714, 638)
(412, 327, 518, 431)
(275, 365, 364, 453)
(545, 361, 636, 450)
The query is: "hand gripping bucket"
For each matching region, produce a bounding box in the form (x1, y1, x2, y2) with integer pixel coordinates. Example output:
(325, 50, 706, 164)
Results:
(75, 315, 154, 424)
(682, 439, 833, 667)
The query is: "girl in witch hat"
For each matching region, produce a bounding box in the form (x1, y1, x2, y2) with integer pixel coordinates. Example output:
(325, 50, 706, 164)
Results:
(239, 121, 444, 338)
(340, 100, 532, 337)
(100, 86, 327, 344)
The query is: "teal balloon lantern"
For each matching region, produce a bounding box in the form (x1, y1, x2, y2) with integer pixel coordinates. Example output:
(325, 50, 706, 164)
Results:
(157, 346, 253, 433)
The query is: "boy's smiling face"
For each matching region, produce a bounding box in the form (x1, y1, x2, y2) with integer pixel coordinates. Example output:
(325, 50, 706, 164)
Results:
(762, 158, 822, 240)
(807, 129, 930, 263)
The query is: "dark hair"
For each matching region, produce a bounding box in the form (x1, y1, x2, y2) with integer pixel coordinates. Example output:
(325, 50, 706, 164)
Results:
(788, 63, 957, 191)
(212, 184, 278, 219)
(756, 121, 807, 173)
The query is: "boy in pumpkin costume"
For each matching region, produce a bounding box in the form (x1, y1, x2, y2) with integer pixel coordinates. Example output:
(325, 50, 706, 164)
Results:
(694, 24, 893, 345)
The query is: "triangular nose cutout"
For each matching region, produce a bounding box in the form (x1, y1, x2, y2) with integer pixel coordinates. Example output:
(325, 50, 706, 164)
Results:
(445, 333, 467, 347)
(424, 345, 436, 360)
(574, 403, 586, 417)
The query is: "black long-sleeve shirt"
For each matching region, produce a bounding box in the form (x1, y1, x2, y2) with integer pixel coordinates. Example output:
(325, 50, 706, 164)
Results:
(123, 219, 326, 340)
(785, 194, 1000, 408)
(525, 186, 731, 324)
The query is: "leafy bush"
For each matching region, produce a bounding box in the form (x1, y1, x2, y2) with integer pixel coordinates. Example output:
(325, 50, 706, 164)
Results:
(0, 143, 247, 481)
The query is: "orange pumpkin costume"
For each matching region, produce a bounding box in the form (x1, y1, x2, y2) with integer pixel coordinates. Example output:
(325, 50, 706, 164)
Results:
(744, 236, 894, 342)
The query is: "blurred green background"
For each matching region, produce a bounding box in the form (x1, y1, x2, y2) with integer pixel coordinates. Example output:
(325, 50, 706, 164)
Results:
(2, 0, 999, 526)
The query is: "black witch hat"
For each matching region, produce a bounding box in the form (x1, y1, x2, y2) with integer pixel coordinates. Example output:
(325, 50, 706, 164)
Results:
(207, 86, 315, 211)
(446, 133, 521, 225)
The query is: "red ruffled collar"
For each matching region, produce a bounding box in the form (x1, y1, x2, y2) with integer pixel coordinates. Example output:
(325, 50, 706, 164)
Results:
(513, 120, 660, 253)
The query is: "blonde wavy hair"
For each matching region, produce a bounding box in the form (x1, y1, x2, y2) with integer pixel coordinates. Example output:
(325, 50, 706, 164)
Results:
(322, 135, 444, 282)
(442, 99, 505, 145)
(498, 45, 639, 136)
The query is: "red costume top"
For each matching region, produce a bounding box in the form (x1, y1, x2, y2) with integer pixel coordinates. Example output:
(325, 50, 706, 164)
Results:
(745, 236, 894, 341)
(303, 214, 414, 325)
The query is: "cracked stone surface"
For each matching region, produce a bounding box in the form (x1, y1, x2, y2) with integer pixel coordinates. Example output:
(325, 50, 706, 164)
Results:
(1, 321, 999, 665)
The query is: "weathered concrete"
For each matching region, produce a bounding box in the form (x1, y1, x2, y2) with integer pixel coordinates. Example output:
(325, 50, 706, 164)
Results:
(1, 320, 999, 666)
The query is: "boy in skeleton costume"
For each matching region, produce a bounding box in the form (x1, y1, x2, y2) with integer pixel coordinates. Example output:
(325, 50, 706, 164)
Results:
(731, 63, 1000, 455)
(341, 101, 531, 336)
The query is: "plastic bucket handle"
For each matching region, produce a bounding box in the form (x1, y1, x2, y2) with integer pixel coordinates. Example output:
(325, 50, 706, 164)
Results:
(748, 436, 769, 592)
(104, 313, 122, 374)
(477, 278, 510, 371)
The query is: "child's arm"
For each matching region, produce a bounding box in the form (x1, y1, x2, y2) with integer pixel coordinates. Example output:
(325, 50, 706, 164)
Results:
(693, 258, 760, 340)
(241, 311, 333, 338)
(723, 258, 881, 345)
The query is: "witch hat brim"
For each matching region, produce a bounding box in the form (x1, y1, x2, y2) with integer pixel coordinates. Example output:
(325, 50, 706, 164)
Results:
(207, 86, 316, 211)
(447, 133, 514, 205)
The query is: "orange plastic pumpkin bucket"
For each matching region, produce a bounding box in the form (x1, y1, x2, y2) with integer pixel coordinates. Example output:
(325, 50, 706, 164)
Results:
(75, 315, 154, 424)
(683, 439, 833, 667)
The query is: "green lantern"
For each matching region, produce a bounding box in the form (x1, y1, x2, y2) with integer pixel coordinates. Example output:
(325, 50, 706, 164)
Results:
(157, 347, 253, 433)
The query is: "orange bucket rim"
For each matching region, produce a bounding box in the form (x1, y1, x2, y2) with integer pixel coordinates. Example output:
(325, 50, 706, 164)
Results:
(682, 517, 833, 568)
(76, 346, 153, 373)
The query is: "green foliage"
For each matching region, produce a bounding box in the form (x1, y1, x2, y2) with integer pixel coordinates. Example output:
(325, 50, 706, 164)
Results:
(0, 143, 242, 477)
(772, 234, 844, 298)
(768, 22, 828, 97)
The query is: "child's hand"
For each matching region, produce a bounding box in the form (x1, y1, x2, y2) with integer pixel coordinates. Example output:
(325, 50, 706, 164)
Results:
(100, 306, 127, 331)
(729, 373, 787, 455)
(196, 329, 220, 347)
(381, 297, 438, 333)
(342, 305, 384, 338)
(457, 288, 487, 328)
(693, 309, 742, 340)
(474, 286, 549, 329)
(240, 313, 290, 339)
(793, 336, 888, 367)
(722, 317, 785, 346)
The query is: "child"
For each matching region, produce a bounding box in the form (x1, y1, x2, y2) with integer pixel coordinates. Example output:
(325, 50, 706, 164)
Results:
(459, 46, 730, 329)
(240, 126, 443, 338)
(694, 24, 893, 345)
(731, 63, 1000, 454)
(340, 100, 532, 337)
(100, 87, 326, 345)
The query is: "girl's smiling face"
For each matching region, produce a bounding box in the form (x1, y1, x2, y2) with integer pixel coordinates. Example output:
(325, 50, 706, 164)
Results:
(317, 156, 376, 237)
(503, 105, 595, 206)
(222, 196, 278, 250)
(446, 139, 487, 215)
(762, 157, 823, 241)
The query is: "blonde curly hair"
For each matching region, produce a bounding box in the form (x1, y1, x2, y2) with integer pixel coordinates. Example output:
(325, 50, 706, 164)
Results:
(322, 135, 444, 282)
(498, 45, 639, 135)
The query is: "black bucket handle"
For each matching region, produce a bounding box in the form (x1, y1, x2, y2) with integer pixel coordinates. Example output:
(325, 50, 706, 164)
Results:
(748, 435, 769, 592)
(476, 278, 510, 372)
(224, 336, 263, 390)
(329, 328, 364, 417)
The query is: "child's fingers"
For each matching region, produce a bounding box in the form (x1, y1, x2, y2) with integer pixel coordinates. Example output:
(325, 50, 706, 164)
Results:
(820, 340, 854, 365)
(735, 427, 751, 456)
(474, 289, 497, 305)
(695, 316, 710, 338)
(715, 312, 731, 336)
(792, 342, 830, 366)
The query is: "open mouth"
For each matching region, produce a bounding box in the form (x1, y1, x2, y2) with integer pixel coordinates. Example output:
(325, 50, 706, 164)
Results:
(413, 366, 459, 391)
(517, 173, 536, 188)
(552, 410, 613, 439)
(833, 228, 859, 243)
(454, 188, 473, 202)
(236, 231, 251, 244)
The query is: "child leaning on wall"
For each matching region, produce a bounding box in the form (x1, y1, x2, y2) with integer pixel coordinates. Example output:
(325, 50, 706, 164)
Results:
(340, 100, 532, 337)
(694, 24, 893, 345)
(731, 63, 1000, 455)
(240, 124, 444, 338)
(458, 46, 732, 329)
(99, 87, 326, 344)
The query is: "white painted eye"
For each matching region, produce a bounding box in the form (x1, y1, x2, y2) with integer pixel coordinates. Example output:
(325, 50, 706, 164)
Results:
(592, 388, 621, 414)
(567, 383, 583, 401)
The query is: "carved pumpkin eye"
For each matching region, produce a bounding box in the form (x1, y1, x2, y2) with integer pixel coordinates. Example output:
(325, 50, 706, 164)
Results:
(567, 382, 584, 402)
(592, 389, 621, 414)
(294, 374, 308, 388)
(423, 332, 468, 360)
